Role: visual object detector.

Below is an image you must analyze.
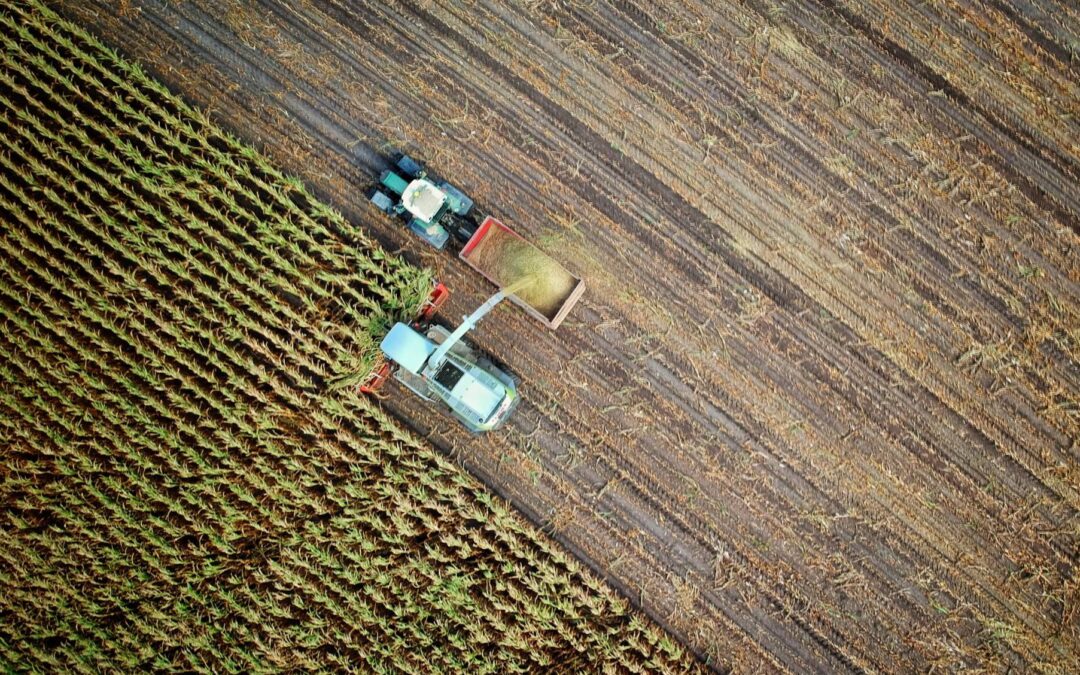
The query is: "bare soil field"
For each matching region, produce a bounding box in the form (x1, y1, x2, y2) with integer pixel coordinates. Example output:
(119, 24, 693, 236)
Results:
(51, 0, 1079, 671)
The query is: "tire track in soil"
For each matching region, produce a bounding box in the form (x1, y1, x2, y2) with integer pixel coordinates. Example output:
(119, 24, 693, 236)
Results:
(552, 0, 1075, 516)
(816, 0, 1080, 233)
(50, 3, 784, 669)
(360, 0, 937, 665)
(52, 0, 1080, 672)
(529, 0, 1080, 574)
(594, 0, 1077, 353)
(88, 0, 1075, 669)
(980, 0, 1080, 75)
(587, 0, 1080, 513)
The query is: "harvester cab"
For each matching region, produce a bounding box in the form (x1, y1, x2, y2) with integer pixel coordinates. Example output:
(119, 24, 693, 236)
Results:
(371, 286, 519, 434)
(370, 154, 478, 249)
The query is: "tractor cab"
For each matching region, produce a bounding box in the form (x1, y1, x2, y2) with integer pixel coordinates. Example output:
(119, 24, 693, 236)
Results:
(400, 178, 449, 223)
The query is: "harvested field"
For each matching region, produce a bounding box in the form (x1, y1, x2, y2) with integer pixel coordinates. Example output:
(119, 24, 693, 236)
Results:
(0, 2, 702, 672)
(36, 0, 1080, 671)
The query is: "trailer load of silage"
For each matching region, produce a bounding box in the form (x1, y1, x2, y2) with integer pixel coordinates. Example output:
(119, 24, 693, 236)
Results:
(465, 226, 579, 319)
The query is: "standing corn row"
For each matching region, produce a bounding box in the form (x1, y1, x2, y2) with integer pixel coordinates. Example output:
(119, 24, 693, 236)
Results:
(0, 1, 701, 673)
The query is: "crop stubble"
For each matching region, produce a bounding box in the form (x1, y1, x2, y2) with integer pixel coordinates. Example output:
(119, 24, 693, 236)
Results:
(0, 2, 703, 672)
(51, 0, 1079, 671)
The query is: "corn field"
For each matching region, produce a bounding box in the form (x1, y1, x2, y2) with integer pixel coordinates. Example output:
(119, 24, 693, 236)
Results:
(0, 2, 700, 672)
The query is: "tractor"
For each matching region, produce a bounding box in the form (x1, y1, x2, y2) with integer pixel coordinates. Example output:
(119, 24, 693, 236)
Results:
(369, 154, 479, 249)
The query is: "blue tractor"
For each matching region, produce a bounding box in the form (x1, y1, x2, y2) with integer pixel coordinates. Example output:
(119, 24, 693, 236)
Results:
(369, 154, 479, 249)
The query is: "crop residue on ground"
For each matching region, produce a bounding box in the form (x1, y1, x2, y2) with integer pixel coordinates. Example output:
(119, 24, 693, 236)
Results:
(0, 2, 701, 672)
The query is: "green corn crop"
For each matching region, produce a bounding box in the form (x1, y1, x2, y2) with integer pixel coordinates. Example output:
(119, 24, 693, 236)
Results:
(0, 1, 701, 673)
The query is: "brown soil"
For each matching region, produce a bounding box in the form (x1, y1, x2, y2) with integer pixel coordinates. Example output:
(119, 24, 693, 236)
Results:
(53, 0, 1080, 671)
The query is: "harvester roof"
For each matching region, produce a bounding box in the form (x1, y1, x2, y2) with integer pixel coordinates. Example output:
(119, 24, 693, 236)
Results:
(446, 368, 503, 420)
(381, 323, 434, 374)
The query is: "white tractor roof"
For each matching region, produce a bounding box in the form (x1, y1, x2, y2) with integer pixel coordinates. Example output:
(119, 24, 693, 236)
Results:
(380, 323, 434, 374)
(401, 178, 447, 223)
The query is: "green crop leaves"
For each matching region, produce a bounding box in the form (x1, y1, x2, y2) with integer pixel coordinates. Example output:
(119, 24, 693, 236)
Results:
(0, 1, 699, 673)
